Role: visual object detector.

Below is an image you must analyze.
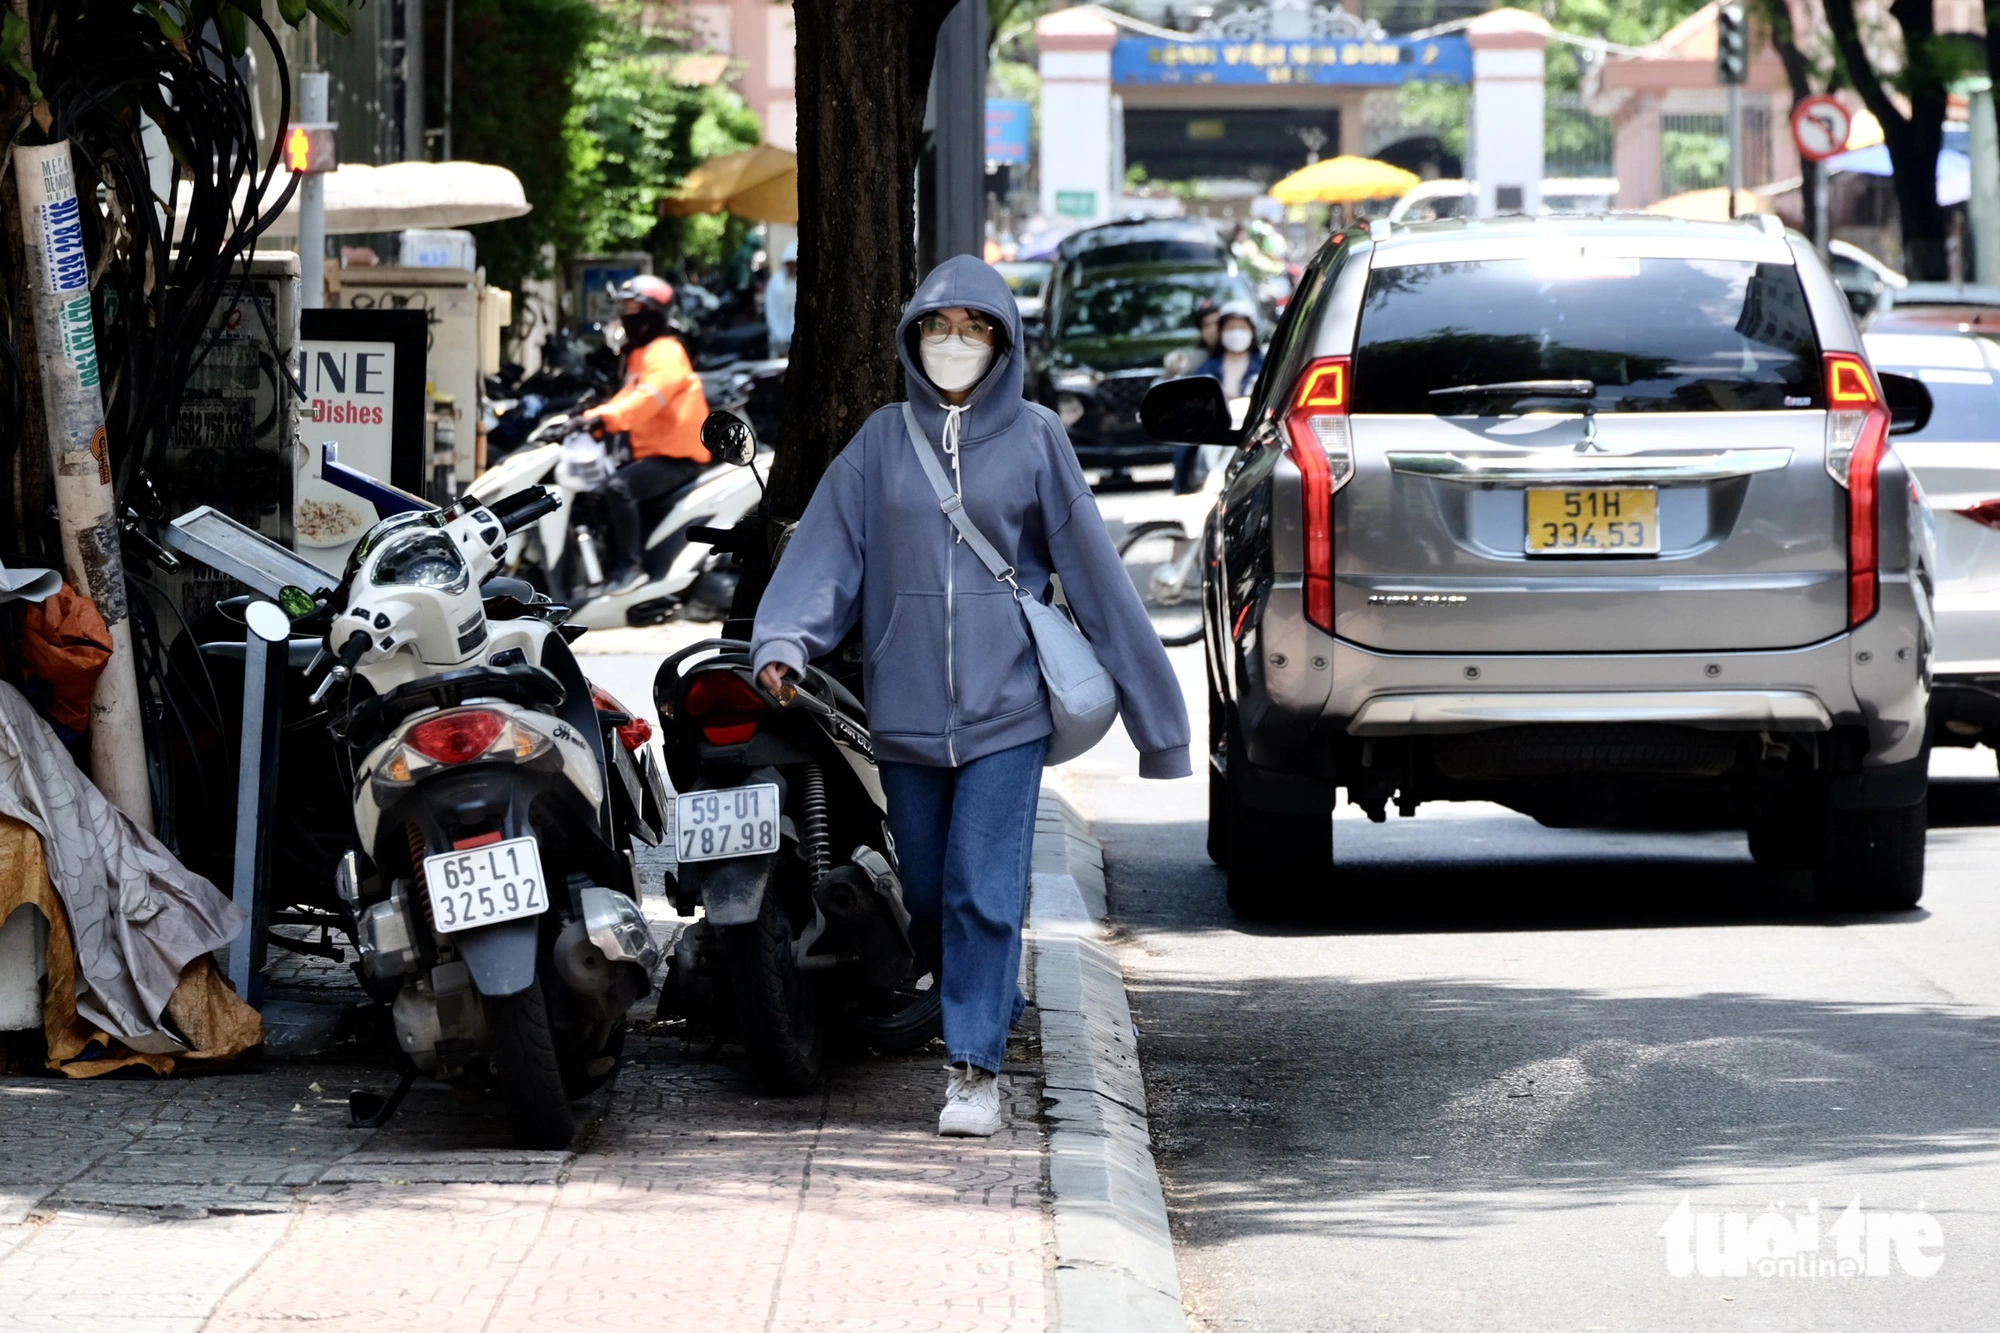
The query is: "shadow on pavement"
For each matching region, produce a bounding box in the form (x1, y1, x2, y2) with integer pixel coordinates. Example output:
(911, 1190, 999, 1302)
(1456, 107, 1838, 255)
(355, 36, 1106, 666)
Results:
(1100, 814, 1948, 937)
(1095, 816, 2000, 1251)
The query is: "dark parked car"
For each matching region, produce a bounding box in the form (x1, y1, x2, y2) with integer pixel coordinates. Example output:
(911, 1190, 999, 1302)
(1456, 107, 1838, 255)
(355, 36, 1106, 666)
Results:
(1029, 219, 1256, 474)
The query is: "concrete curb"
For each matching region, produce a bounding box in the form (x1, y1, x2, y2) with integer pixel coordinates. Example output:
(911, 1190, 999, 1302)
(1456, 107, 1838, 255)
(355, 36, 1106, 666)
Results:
(1030, 789, 1188, 1333)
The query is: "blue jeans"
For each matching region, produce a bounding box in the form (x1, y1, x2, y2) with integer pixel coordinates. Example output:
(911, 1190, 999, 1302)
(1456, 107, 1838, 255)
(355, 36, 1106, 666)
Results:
(879, 736, 1046, 1073)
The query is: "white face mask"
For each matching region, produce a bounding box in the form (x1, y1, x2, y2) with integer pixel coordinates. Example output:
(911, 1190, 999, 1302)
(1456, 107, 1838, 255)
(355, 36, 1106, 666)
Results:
(1221, 325, 1253, 354)
(920, 333, 996, 394)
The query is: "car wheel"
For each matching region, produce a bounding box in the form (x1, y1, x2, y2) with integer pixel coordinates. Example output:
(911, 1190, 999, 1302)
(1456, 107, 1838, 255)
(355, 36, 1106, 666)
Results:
(1814, 798, 1927, 911)
(1223, 769, 1332, 920)
(1207, 761, 1228, 867)
(1746, 807, 1817, 872)
(1206, 670, 1228, 867)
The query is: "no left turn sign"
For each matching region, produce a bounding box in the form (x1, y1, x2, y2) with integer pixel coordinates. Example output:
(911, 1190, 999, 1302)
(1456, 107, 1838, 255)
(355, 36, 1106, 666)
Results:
(1791, 95, 1852, 162)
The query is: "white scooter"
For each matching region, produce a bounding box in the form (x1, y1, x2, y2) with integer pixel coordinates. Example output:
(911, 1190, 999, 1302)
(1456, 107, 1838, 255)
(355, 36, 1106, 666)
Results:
(298, 450, 667, 1148)
(465, 418, 765, 630)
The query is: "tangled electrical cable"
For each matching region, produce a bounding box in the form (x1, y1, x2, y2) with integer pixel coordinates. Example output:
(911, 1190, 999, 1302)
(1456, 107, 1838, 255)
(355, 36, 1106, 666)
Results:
(2, 1, 308, 853)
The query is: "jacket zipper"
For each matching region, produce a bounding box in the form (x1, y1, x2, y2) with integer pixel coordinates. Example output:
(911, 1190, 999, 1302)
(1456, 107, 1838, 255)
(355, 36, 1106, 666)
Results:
(945, 527, 958, 765)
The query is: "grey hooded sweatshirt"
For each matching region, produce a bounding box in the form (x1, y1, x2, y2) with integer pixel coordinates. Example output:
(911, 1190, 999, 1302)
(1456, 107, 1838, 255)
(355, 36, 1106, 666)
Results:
(751, 256, 1190, 778)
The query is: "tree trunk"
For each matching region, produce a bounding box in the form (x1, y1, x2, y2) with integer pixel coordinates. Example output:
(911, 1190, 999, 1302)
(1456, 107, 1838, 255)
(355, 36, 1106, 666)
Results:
(2, 16, 51, 557)
(768, 0, 958, 524)
(1824, 0, 1950, 279)
(1759, 0, 1820, 245)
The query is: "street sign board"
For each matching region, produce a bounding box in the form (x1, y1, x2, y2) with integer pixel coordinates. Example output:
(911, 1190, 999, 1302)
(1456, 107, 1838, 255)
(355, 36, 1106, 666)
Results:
(986, 100, 1030, 166)
(1055, 191, 1098, 219)
(1791, 95, 1852, 163)
(1113, 33, 1470, 86)
(296, 309, 428, 573)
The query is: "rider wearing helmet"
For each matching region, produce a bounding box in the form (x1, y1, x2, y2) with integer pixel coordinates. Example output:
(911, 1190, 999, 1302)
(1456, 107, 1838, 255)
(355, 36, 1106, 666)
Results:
(584, 275, 711, 593)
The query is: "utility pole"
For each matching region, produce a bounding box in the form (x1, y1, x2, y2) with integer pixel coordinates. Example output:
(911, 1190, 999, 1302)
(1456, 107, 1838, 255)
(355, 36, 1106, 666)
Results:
(443, 0, 455, 160)
(12, 143, 154, 830)
(928, 0, 989, 266)
(297, 71, 330, 309)
(1716, 3, 1748, 219)
(1971, 77, 2000, 284)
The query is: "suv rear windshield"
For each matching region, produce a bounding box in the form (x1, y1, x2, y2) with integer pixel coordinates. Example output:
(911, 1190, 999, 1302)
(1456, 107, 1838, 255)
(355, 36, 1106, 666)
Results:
(1352, 257, 1821, 413)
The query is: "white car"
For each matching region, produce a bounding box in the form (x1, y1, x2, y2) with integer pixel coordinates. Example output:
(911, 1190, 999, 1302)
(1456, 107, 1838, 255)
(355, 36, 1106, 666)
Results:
(1865, 331, 2000, 765)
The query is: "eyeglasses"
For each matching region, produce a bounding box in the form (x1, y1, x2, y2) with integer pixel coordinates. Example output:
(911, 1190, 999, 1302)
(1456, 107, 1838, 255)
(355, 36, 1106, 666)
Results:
(918, 312, 998, 344)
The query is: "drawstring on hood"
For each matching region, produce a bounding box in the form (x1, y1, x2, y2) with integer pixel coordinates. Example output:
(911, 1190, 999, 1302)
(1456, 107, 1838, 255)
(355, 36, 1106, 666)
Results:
(941, 404, 970, 541)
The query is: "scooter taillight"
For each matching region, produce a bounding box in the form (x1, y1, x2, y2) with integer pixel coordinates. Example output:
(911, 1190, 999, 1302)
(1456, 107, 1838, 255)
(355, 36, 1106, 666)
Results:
(591, 684, 654, 750)
(407, 709, 508, 764)
(381, 707, 553, 784)
(684, 671, 768, 746)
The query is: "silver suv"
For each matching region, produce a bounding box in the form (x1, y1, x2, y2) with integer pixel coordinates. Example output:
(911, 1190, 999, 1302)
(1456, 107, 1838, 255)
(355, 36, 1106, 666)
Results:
(1142, 216, 1937, 917)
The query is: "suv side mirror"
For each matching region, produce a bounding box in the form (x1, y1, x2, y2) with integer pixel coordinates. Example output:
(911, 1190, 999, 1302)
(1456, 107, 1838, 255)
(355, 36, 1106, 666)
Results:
(701, 410, 758, 465)
(1879, 371, 1933, 436)
(1140, 375, 1237, 446)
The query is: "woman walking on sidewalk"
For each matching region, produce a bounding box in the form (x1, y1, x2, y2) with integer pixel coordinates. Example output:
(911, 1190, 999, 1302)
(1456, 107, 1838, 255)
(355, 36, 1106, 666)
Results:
(751, 255, 1189, 1137)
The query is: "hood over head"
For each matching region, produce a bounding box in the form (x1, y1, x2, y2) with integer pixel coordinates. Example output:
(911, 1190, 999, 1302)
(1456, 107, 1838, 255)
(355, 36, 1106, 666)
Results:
(897, 255, 1025, 445)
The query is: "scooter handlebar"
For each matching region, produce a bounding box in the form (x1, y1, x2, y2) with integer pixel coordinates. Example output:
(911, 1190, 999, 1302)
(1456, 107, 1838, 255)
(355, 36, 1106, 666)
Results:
(488, 486, 562, 534)
(308, 629, 375, 707)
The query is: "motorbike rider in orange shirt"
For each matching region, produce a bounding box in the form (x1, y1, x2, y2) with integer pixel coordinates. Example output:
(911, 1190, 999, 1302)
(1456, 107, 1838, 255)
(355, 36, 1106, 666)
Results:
(583, 276, 712, 594)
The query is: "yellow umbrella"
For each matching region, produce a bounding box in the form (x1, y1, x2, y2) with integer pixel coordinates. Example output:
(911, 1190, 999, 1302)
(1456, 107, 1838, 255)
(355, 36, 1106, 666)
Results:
(1269, 156, 1421, 206)
(660, 144, 798, 223)
(1643, 186, 1773, 222)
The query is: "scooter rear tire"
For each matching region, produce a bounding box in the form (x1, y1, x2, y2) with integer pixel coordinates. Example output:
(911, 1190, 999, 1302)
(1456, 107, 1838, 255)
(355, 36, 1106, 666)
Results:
(486, 978, 579, 1149)
(723, 888, 825, 1094)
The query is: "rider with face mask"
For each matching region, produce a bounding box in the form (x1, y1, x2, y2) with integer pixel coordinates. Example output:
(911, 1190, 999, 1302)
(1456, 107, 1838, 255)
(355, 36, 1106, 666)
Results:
(749, 256, 1189, 1140)
(582, 276, 711, 594)
(1175, 299, 1264, 494)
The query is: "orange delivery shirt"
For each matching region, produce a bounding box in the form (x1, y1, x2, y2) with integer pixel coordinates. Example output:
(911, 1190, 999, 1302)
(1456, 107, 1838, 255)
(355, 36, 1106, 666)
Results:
(593, 337, 712, 462)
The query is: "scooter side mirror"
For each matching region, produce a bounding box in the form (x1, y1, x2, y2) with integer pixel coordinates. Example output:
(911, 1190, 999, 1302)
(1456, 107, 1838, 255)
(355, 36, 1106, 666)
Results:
(701, 411, 758, 467)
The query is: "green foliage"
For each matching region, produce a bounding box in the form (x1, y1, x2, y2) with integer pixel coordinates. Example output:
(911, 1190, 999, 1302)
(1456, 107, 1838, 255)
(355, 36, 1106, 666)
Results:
(1398, 81, 1468, 158)
(1539, 0, 1708, 93)
(443, 0, 602, 298)
(560, 6, 760, 271)
(2, 10, 41, 100)
(1661, 127, 1728, 190)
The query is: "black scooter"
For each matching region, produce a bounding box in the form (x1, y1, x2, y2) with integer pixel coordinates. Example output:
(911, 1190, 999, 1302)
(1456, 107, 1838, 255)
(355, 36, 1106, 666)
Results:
(651, 419, 939, 1091)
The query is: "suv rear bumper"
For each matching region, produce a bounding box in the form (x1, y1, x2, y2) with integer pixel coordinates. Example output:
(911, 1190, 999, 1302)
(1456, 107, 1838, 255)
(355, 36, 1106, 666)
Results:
(1233, 580, 1930, 773)
(1326, 628, 1927, 768)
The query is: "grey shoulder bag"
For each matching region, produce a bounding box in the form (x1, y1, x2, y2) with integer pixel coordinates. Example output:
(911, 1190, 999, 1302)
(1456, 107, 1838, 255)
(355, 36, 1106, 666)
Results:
(901, 402, 1118, 766)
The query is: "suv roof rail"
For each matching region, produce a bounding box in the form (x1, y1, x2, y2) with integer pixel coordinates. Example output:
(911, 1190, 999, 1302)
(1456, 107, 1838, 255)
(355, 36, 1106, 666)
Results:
(1749, 214, 1785, 237)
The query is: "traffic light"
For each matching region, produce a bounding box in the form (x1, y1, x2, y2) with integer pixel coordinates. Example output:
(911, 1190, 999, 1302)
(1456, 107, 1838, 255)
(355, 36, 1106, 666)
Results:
(1716, 3, 1748, 86)
(284, 123, 338, 174)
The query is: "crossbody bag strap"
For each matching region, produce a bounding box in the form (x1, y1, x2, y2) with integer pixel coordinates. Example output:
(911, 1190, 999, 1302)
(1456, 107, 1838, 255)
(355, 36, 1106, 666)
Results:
(900, 401, 1024, 593)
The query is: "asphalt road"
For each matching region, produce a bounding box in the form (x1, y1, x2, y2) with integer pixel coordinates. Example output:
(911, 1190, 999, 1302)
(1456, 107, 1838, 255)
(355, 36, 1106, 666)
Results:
(1061, 643, 2000, 1333)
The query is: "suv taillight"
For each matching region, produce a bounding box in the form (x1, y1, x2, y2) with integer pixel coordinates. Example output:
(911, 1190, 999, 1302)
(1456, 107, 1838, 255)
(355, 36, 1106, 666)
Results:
(1284, 356, 1351, 632)
(685, 671, 769, 746)
(1823, 352, 1890, 625)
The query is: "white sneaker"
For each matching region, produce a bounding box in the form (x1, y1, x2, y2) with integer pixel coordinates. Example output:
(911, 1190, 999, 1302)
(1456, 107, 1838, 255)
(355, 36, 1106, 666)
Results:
(938, 1063, 1004, 1138)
